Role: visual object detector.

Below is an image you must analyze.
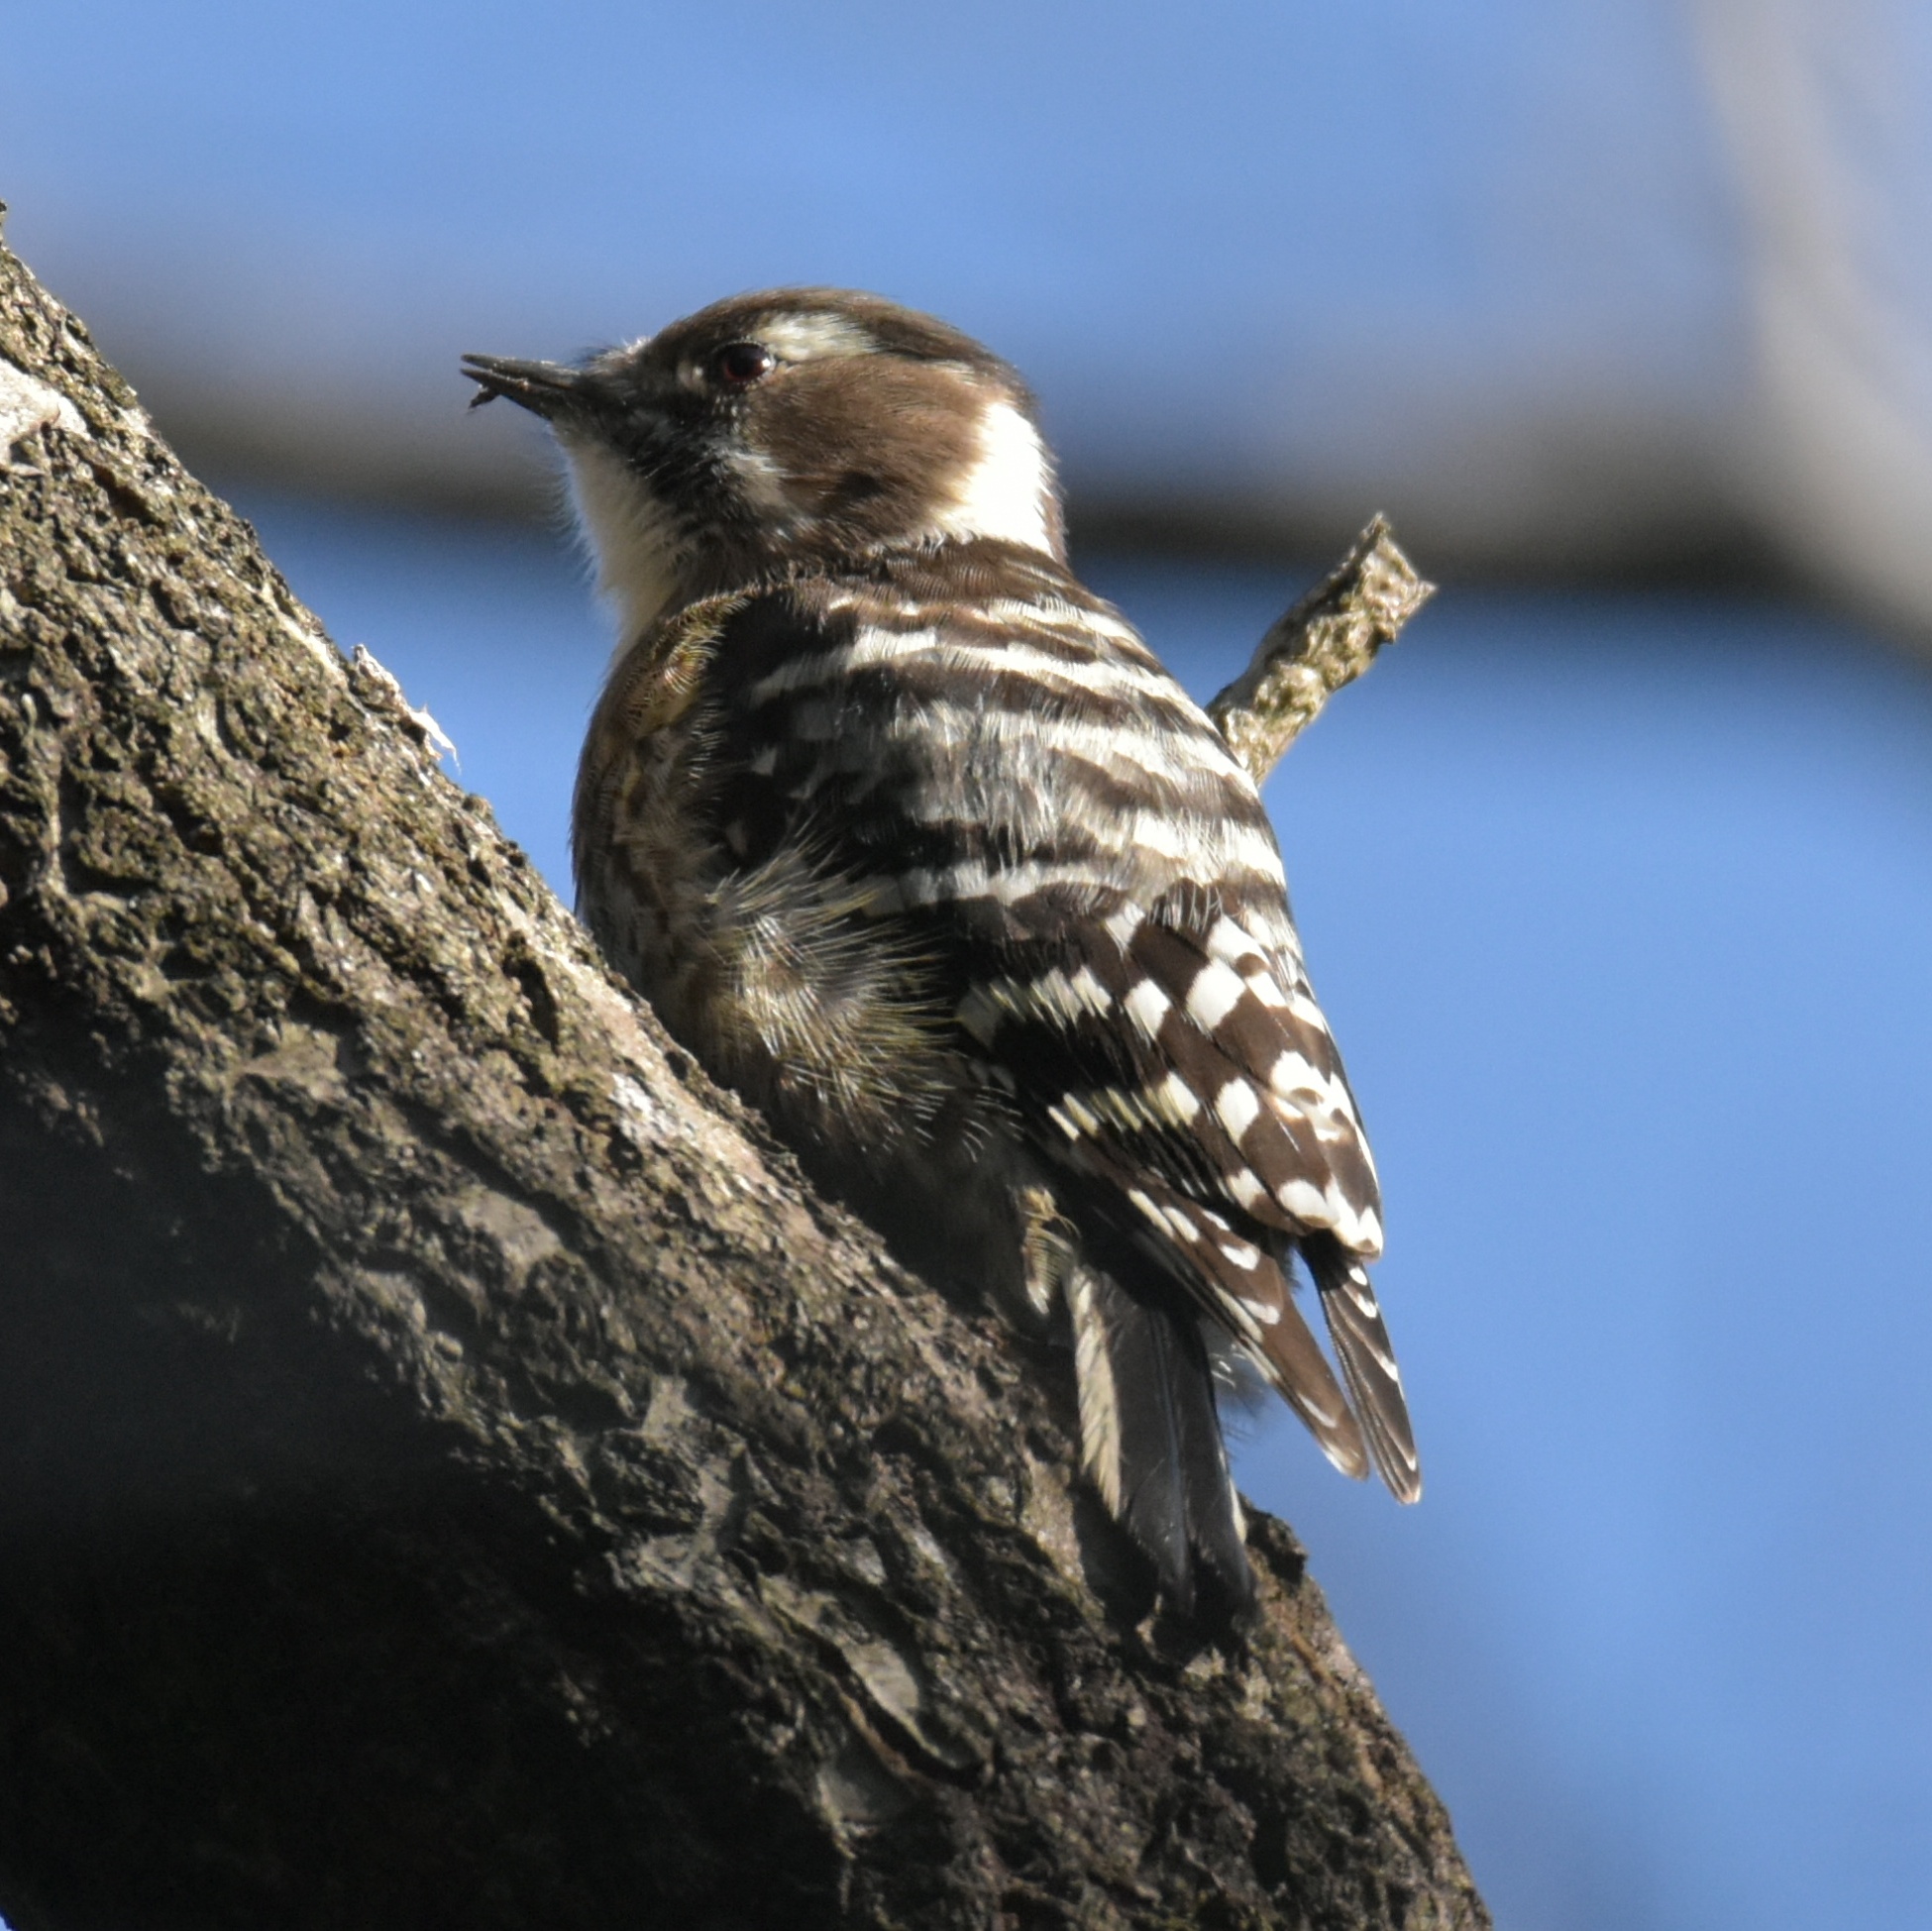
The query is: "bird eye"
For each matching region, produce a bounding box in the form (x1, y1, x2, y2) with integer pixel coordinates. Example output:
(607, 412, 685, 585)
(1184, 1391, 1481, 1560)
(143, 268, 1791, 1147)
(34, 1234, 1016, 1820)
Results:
(710, 341, 776, 388)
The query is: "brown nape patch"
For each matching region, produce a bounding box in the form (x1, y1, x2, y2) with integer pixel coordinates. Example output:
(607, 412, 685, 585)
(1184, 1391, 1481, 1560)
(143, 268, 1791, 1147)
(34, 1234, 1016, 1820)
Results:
(750, 358, 989, 540)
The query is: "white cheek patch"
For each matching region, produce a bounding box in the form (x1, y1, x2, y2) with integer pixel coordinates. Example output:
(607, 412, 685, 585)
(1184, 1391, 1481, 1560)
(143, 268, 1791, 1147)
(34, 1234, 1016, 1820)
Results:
(561, 437, 687, 649)
(673, 314, 877, 392)
(932, 398, 1057, 557)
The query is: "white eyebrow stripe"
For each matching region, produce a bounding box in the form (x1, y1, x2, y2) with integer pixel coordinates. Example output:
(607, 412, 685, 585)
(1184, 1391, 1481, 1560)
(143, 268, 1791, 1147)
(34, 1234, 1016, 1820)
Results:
(756, 313, 878, 361)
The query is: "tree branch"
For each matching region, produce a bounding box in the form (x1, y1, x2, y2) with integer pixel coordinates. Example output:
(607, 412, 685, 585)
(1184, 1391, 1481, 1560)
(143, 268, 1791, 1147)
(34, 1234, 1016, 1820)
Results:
(0, 233, 1484, 1931)
(1210, 515, 1436, 783)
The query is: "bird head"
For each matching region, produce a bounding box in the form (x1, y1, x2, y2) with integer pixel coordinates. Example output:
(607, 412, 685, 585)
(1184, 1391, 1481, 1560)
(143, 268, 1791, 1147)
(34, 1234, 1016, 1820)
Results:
(464, 288, 1066, 643)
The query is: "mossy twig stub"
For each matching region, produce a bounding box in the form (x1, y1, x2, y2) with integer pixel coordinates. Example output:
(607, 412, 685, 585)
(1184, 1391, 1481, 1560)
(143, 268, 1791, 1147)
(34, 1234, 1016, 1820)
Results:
(0, 231, 1482, 1931)
(1210, 514, 1436, 784)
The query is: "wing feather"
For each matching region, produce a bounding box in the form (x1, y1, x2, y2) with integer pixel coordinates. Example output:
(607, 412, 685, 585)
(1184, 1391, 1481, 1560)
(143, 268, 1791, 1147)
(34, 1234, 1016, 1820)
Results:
(680, 573, 1419, 1501)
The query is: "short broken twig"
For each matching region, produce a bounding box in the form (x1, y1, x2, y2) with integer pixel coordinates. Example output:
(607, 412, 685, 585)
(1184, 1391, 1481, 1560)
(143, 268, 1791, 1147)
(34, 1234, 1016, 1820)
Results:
(1209, 514, 1435, 784)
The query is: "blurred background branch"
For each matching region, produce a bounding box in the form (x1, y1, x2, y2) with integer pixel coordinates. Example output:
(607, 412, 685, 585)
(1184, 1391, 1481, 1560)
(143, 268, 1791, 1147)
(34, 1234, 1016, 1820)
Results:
(2, 0, 1927, 625)
(1693, 0, 1932, 634)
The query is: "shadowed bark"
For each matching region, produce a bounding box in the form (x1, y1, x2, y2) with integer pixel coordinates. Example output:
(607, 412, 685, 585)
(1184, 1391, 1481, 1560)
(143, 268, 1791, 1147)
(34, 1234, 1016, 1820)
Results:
(0, 231, 1483, 1931)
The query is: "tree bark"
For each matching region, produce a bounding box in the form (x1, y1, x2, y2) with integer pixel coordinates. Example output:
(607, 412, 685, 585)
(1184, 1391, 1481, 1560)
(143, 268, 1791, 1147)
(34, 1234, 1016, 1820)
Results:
(0, 232, 1485, 1931)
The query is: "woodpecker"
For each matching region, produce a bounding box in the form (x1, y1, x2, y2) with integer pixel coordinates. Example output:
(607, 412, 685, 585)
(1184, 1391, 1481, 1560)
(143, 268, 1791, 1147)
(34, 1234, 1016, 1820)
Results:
(464, 290, 1419, 1614)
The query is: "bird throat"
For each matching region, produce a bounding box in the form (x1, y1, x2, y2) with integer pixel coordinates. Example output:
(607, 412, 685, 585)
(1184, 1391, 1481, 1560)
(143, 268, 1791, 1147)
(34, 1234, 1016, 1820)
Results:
(562, 437, 693, 657)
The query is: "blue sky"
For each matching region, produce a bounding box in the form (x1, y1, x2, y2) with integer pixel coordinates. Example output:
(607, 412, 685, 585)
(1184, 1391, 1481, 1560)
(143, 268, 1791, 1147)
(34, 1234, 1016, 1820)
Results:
(3, 0, 1742, 549)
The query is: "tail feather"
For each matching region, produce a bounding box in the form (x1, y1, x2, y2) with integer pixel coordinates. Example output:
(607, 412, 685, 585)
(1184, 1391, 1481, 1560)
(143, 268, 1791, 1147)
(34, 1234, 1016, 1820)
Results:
(1067, 1262, 1253, 1613)
(1303, 1234, 1422, 1503)
(1078, 1163, 1370, 1486)
(1251, 1285, 1369, 1483)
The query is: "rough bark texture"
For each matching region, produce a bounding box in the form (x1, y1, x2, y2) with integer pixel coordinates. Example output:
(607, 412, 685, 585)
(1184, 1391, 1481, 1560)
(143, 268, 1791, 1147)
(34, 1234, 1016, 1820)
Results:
(0, 235, 1484, 1931)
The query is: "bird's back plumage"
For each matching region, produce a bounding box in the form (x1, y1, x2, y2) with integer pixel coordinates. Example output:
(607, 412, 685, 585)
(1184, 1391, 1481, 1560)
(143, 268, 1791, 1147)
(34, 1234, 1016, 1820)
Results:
(574, 542, 1419, 1602)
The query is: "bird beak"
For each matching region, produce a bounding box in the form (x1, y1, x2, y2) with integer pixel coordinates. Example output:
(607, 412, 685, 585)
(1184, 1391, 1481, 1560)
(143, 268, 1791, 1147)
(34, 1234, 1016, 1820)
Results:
(460, 353, 584, 418)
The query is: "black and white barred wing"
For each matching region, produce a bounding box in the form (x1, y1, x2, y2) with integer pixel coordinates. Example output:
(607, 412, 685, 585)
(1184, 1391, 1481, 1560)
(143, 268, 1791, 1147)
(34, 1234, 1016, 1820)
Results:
(706, 565, 1419, 1502)
(885, 578, 1421, 1502)
(961, 891, 1418, 1502)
